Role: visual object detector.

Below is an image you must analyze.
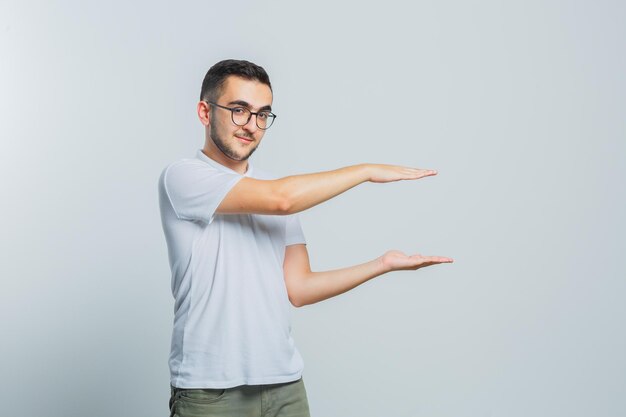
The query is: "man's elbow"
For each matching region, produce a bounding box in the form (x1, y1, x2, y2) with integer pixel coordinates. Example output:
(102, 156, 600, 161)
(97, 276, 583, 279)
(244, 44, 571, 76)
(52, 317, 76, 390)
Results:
(286, 280, 311, 308)
(272, 179, 299, 215)
(288, 292, 307, 308)
(276, 197, 293, 215)
(289, 298, 304, 308)
(289, 298, 311, 308)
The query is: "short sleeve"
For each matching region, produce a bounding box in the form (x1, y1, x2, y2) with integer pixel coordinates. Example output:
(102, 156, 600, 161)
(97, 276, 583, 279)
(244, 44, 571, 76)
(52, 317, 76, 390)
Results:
(162, 161, 243, 224)
(285, 214, 306, 246)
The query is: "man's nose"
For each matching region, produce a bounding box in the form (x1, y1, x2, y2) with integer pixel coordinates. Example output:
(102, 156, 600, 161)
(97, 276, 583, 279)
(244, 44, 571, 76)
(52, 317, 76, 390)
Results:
(242, 114, 258, 133)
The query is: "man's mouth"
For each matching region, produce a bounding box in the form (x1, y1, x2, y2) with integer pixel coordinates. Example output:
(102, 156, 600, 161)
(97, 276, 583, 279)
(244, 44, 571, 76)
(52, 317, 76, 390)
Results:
(235, 134, 254, 143)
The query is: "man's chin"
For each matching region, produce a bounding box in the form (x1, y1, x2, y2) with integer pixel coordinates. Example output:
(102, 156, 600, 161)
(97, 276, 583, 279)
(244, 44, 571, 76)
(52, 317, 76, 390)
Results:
(227, 149, 256, 162)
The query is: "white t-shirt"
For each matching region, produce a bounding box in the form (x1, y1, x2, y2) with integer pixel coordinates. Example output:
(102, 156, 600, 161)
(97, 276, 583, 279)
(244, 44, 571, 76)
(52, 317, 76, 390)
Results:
(158, 149, 306, 389)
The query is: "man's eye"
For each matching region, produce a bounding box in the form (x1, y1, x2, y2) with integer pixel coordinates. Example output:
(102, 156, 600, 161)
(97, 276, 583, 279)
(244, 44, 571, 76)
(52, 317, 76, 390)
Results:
(258, 112, 270, 120)
(232, 107, 246, 115)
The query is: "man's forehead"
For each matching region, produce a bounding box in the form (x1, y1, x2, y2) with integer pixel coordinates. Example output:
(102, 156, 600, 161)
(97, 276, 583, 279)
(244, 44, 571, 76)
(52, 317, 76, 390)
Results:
(220, 76, 273, 108)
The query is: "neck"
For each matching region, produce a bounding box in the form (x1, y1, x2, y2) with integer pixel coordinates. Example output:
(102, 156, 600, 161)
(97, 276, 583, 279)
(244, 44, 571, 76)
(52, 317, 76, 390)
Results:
(202, 139, 249, 175)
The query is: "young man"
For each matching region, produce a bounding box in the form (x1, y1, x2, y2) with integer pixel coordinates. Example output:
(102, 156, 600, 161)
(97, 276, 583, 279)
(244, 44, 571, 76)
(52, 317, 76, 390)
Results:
(158, 59, 452, 417)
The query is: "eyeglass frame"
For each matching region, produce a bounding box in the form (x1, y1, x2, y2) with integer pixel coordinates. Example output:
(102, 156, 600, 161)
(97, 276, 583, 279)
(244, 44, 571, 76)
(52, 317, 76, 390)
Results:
(205, 101, 277, 130)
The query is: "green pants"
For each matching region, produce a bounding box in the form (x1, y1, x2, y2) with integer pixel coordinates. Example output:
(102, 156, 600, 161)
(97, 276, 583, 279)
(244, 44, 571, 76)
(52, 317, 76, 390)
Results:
(169, 378, 311, 417)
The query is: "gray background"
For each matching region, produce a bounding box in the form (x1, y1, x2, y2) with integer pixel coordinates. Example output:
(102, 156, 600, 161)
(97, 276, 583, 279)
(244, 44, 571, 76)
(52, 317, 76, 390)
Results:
(1, 1, 624, 416)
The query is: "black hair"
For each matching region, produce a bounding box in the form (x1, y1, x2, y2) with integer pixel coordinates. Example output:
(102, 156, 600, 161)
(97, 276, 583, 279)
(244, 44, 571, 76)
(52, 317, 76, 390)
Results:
(200, 59, 272, 102)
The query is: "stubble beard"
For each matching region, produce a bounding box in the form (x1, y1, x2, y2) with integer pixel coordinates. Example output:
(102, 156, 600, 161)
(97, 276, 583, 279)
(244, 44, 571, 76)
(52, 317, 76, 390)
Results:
(210, 124, 259, 161)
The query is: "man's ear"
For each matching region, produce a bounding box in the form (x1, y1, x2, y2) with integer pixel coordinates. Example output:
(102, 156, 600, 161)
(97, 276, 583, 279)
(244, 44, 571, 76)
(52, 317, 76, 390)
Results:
(197, 101, 211, 126)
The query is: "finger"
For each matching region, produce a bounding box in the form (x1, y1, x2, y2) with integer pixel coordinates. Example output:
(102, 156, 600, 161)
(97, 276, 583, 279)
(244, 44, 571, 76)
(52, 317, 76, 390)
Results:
(408, 169, 437, 179)
(423, 256, 454, 263)
(399, 166, 435, 172)
(410, 255, 454, 263)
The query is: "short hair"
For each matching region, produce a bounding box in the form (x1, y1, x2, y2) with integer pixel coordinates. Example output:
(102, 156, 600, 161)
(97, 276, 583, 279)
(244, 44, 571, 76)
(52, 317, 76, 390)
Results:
(200, 59, 272, 102)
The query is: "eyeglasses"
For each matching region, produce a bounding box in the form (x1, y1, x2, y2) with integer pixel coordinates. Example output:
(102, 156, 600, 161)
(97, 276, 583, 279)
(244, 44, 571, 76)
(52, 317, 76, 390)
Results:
(206, 101, 277, 130)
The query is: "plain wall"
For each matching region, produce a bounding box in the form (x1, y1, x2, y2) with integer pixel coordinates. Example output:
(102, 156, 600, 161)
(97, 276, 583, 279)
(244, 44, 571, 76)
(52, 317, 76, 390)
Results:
(1, 1, 624, 416)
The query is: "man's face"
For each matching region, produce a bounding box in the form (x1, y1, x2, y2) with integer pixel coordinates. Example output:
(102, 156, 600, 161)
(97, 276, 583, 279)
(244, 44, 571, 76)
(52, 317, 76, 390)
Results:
(208, 76, 273, 162)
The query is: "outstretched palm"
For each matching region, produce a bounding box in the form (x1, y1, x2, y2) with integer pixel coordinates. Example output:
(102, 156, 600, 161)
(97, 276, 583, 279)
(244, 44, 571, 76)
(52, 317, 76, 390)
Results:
(368, 164, 437, 183)
(381, 250, 453, 272)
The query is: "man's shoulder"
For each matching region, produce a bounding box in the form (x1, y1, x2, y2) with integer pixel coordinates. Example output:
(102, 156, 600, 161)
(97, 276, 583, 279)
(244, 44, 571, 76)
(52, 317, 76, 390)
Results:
(162, 157, 207, 172)
(160, 158, 217, 179)
(158, 159, 225, 197)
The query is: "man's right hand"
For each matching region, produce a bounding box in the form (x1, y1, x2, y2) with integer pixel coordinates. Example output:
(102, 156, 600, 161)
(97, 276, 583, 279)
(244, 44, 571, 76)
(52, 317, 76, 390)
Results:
(366, 163, 437, 183)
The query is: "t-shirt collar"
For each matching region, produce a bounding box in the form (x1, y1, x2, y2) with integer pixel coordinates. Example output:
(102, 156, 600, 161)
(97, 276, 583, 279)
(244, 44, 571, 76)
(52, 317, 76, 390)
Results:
(195, 149, 254, 177)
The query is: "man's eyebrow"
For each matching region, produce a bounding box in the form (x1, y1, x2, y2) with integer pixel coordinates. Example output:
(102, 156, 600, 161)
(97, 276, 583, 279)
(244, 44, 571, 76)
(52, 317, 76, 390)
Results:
(227, 100, 272, 112)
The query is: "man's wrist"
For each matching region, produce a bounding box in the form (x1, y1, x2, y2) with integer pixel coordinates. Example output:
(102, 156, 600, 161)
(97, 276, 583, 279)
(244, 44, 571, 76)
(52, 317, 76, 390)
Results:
(375, 255, 392, 275)
(353, 163, 372, 182)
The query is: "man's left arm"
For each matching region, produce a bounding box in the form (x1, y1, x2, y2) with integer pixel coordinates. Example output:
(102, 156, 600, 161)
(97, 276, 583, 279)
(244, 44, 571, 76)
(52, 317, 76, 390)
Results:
(283, 244, 453, 307)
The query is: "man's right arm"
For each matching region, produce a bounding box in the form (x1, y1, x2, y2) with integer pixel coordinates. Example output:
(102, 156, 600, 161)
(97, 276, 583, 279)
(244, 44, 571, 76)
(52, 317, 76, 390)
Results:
(216, 163, 437, 215)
